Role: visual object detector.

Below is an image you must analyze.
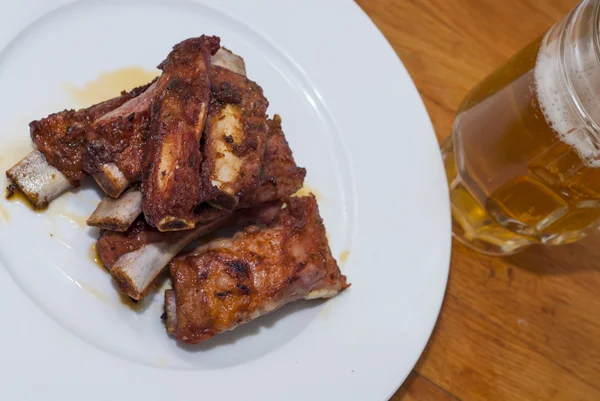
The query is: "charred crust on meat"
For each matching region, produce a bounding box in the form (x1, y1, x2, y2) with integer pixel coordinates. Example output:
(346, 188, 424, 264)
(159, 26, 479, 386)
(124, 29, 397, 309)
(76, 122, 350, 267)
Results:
(236, 284, 251, 295)
(226, 260, 250, 278)
(142, 35, 220, 230)
(5, 183, 16, 199)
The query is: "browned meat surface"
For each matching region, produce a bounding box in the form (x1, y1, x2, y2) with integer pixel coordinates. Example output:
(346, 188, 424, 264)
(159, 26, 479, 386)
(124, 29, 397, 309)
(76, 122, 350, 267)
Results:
(238, 115, 306, 207)
(194, 115, 305, 223)
(142, 35, 220, 231)
(169, 195, 349, 343)
(83, 79, 159, 184)
(30, 82, 153, 185)
(199, 66, 269, 210)
(96, 217, 162, 270)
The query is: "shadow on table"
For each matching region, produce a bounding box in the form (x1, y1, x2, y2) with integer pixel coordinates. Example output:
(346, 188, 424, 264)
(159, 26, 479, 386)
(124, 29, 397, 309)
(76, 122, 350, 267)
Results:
(506, 230, 600, 275)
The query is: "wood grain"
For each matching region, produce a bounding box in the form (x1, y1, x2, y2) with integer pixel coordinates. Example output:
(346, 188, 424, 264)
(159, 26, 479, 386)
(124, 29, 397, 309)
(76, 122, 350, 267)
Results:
(354, 0, 600, 400)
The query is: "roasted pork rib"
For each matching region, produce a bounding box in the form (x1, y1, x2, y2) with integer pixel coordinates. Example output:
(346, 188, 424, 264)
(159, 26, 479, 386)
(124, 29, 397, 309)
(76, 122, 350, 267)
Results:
(142, 35, 220, 231)
(30, 82, 153, 186)
(84, 80, 159, 197)
(167, 195, 349, 343)
(6, 82, 153, 208)
(200, 65, 269, 210)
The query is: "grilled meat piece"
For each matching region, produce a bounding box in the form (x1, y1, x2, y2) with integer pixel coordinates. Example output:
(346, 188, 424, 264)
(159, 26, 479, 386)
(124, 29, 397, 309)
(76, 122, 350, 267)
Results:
(83, 80, 159, 197)
(142, 35, 220, 231)
(30, 81, 153, 186)
(237, 115, 305, 208)
(168, 195, 349, 343)
(200, 66, 269, 210)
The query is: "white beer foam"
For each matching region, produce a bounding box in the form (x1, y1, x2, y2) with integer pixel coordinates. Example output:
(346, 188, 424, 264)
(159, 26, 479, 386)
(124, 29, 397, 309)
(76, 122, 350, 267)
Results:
(534, 37, 600, 165)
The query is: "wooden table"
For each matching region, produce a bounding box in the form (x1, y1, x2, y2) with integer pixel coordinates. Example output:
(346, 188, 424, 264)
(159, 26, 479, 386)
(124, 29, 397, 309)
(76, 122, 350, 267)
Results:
(355, 0, 600, 400)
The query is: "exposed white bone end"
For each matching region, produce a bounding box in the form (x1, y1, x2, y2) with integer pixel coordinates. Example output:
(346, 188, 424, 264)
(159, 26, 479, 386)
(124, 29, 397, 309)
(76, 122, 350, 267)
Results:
(94, 163, 129, 198)
(211, 48, 246, 76)
(164, 289, 177, 336)
(6, 150, 71, 208)
(87, 188, 142, 231)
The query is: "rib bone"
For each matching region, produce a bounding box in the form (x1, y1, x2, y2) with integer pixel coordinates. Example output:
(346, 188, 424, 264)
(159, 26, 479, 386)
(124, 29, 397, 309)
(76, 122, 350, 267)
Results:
(93, 163, 130, 198)
(211, 47, 246, 76)
(164, 289, 177, 336)
(87, 187, 143, 231)
(6, 150, 71, 208)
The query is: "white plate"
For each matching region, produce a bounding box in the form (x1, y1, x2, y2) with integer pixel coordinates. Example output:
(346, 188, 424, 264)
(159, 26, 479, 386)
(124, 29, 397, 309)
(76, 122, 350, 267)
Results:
(0, 1, 451, 400)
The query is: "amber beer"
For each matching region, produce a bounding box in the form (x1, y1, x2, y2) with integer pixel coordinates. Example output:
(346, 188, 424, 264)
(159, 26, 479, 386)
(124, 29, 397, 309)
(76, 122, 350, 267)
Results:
(444, 0, 600, 255)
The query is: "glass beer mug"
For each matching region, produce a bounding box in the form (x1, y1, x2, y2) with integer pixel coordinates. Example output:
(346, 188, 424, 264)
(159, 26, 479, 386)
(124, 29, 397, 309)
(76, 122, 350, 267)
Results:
(444, 0, 600, 255)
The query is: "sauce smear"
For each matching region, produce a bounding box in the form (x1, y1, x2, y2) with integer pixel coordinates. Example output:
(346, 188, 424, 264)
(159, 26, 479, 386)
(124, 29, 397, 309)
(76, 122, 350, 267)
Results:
(63, 66, 160, 107)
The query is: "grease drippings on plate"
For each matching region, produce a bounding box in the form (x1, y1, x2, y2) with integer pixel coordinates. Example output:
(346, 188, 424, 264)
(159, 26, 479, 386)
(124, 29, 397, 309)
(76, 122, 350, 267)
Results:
(5, 184, 39, 211)
(339, 250, 350, 265)
(89, 243, 104, 270)
(0, 202, 10, 223)
(63, 66, 160, 107)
